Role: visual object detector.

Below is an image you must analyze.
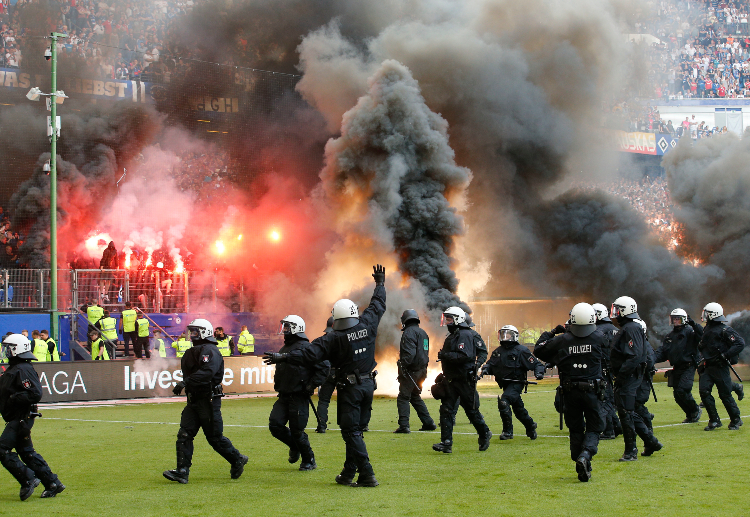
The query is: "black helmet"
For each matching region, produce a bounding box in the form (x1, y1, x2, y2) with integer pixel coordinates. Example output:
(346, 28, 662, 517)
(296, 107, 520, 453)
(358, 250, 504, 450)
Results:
(401, 309, 420, 330)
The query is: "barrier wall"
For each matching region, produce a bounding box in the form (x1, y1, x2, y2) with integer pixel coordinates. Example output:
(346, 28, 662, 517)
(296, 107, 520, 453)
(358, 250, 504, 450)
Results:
(24, 356, 276, 403)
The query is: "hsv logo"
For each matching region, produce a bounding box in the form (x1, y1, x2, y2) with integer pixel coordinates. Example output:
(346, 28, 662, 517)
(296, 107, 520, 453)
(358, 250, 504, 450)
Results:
(458, 343, 465, 350)
(628, 340, 634, 348)
(202, 355, 210, 363)
(22, 379, 32, 389)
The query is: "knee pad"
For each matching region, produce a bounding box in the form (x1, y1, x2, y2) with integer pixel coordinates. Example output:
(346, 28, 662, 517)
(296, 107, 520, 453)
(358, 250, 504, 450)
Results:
(498, 398, 508, 411)
(0, 446, 11, 461)
(699, 390, 711, 400)
(177, 429, 192, 442)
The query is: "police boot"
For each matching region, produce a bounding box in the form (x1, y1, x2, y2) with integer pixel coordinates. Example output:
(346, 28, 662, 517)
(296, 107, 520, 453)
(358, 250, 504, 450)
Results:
(335, 470, 356, 485)
(315, 426, 326, 433)
(41, 482, 66, 498)
(704, 420, 723, 431)
(641, 437, 664, 457)
(685, 407, 702, 424)
(352, 474, 379, 487)
(432, 440, 452, 453)
(418, 423, 437, 431)
(479, 431, 492, 451)
(299, 457, 317, 471)
(288, 448, 301, 464)
(20, 478, 40, 501)
(393, 426, 411, 434)
(728, 418, 743, 431)
(619, 427, 638, 462)
(575, 452, 592, 483)
(734, 383, 744, 401)
(163, 468, 189, 484)
(525, 422, 538, 440)
(230, 454, 249, 479)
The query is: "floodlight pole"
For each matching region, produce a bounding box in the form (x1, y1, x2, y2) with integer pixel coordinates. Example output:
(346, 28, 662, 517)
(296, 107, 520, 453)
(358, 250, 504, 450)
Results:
(49, 32, 66, 344)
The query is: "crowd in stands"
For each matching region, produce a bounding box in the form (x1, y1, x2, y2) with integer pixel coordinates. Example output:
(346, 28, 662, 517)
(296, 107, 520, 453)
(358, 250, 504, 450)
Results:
(0, 207, 23, 269)
(602, 177, 677, 245)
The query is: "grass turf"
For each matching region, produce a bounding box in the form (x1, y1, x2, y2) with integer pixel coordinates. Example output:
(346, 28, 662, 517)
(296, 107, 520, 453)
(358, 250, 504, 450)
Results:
(0, 380, 746, 516)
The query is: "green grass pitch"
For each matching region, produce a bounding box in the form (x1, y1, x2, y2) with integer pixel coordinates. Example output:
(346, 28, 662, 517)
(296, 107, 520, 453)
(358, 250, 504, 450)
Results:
(1, 380, 746, 516)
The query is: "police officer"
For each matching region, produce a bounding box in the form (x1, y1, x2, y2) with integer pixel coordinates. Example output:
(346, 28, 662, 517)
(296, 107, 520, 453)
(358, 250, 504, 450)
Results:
(610, 296, 662, 460)
(634, 319, 656, 431)
(697, 302, 745, 431)
(432, 306, 492, 454)
(534, 303, 604, 482)
(655, 309, 703, 423)
(394, 309, 436, 433)
(269, 315, 328, 471)
(135, 315, 150, 359)
(214, 327, 235, 357)
(315, 317, 336, 434)
(0, 334, 65, 499)
(264, 265, 386, 487)
(592, 303, 621, 439)
(482, 325, 545, 440)
(119, 302, 138, 358)
(163, 319, 248, 484)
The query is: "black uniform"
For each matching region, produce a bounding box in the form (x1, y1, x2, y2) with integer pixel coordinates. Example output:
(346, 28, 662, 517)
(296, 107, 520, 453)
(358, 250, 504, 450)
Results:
(316, 364, 335, 432)
(286, 285, 385, 482)
(0, 358, 63, 497)
(436, 324, 491, 449)
(596, 320, 621, 438)
(535, 329, 604, 468)
(269, 333, 328, 468)
(655, 320, 702, 421)
(698, 321, 745, 427)
(634, 341, 656, 431)
(396, 321, 435, 430)
(174, 338, 245, 476)
(610, 319, 661, 458)
(483, 341, 545, 439)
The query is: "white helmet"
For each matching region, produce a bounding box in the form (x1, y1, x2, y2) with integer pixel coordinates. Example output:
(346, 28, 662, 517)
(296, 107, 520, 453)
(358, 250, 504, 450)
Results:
(279, 315, 306, 337)
(2, 333, 36, 360)
(331, 299, 359, 331)
(187, 318, 214, 342)
(670, 308, 687, 327)
(611, 296, 639, 320)
(634, 318, 648, 335)
(702, 302, 726, 322)
(498, 325, 519, 343)
(592, 303, 610, 323)
(569, 303, 597, 337)
(441, 306, 466, 326)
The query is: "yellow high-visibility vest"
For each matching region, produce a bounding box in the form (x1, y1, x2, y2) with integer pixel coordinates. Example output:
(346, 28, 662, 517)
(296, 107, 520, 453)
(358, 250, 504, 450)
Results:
(154, 338, 166, 358)
(173, 338, 192, 358)
(46, 338, 60, 361)
(87, 305, 104, 325)
(237, 330, 254, 354)
(32, 339, 48, 362)
(122, 309, 138, 332)
(216, 337, 231, 357)
(91, 338, 110, 360)
(137, 318, 150, 337)
(99, 317, 118, 341)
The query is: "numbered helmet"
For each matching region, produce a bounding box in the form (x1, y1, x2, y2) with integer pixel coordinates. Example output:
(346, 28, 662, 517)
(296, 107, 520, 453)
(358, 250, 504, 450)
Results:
(592, 303, 611, 323)
(702, 302, 727, 322)
(569, 303, 597, 338)
(279, 315, 306, 338)
(441, 306, 466, 326)
(331, 299, 359, 331)
(670, 308, 687, 327)
(498, 325, 519, 343)
(611, 296, 639, 320)
(401, 309, 420, 330)
(324, 316, 334, 334)
(2, 333, 36, 360)
(187, 318, 214, 342)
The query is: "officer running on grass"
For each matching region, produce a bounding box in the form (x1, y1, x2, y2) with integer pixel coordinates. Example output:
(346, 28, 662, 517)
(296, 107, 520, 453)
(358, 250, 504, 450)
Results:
(481, 325, 545, 441)
(633, 319, 656, 431)
(431, 306, 492, 454)
(697, 302, 745, 431)
(264, 265, 386, 488)
(609, 296, 663, 461)
(315, 317, 336, 434)
(592, 303, 622, 439)
(655, 309, 703, 424)
(534, 303, 605, 482)
(163, 319, 248, 484)
(394, 309, 436, 434)
(0, 334, 65, 500)
(269, 315, 328, 471)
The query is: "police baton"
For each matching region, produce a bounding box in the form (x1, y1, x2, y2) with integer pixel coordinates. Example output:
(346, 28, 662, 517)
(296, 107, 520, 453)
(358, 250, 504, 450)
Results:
(722, 354, 744, 383)
(648, 376, 658, 403)
(397, 359, 421, 394)
(308, 397, 319, 422)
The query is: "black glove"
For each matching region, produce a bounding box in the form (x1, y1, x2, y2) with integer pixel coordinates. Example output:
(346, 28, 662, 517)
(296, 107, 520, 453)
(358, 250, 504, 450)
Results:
(372, 264, 385, 286)
(535, 373, 544, 380)
(553, 325, 566, 335)
(687, 315, 696, 326)
(305, 384, 315, 396)
(545, 363, 555, 370)
(263, 352, 289, 365)
(173, 381, 185, 396)
(437, 350, 443, 360)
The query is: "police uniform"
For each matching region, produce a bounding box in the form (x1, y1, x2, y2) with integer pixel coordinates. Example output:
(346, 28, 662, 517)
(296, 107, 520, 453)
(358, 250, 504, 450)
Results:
(0, 354, 64, 498)
(121, 307, 138, 358)
(655, 319, 702, 422)
(396, 321, 435, 431)
(483, 341, 545, 439)
(534, 327, 604, 480)
(316, 364, 335, 433)
(610, 320, 661, 459)
(171, 337, 246, 480)
(269, 333, 328, 470)
(135, 317, 151, 359)
(634, 341, 656, 431)
(435, 324, 491, 451)
(283, 285, 385, 485)
(698, 321, 745, 429)
(596, 319, 621, 438)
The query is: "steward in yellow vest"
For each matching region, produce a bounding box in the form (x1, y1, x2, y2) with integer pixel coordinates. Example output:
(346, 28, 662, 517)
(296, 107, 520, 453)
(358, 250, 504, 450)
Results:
(172, 334, 192, 358)
(120, 301, 139, 358)
(135, 317, 151, 359)
(153, 330, 167, 358)
(40, 330, 61, 361)
(214, 326, 234, 357)
(87, 302, 104, 326)
(88, 329, 110, 360)
(237, 326, 254, 355)
(30, 331, 48, 362)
